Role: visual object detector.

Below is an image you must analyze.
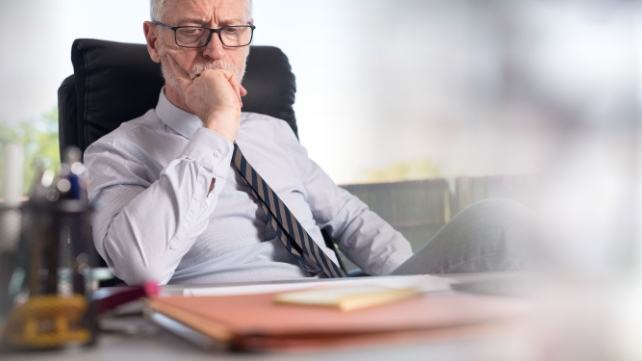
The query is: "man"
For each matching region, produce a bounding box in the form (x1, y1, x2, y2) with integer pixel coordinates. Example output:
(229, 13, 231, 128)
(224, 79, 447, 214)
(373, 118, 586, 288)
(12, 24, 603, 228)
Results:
(85, 0, 530, 285)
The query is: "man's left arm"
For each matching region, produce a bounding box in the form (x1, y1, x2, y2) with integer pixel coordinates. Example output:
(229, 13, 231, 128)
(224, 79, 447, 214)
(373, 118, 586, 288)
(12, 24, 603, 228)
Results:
(280, 123, 413, 275)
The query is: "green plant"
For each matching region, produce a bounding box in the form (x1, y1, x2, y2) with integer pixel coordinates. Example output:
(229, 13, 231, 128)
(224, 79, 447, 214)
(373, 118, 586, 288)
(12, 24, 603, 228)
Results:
(0, 108, 60, 197)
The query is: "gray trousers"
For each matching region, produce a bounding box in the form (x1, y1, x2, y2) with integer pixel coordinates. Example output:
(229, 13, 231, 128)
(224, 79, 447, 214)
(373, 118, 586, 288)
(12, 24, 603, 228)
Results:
(392, 199, 534, 275)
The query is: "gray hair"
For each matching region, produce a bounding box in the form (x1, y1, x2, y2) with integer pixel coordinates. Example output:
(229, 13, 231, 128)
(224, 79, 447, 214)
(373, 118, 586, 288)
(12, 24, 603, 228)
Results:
(150, 0, 253, 21)
(150, 0, 167, 21)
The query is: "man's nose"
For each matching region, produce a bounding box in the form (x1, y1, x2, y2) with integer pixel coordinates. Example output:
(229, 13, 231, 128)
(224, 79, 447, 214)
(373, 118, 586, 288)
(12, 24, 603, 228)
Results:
(202, 32, 225, 60)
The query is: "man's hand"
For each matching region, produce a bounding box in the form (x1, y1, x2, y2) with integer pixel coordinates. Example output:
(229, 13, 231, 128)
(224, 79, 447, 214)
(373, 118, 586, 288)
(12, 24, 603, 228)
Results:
(163, 55, 247, 142)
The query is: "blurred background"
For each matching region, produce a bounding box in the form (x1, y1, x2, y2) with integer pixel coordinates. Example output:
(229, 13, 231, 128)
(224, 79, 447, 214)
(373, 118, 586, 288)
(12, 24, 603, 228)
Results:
(0, 0, 641, 357)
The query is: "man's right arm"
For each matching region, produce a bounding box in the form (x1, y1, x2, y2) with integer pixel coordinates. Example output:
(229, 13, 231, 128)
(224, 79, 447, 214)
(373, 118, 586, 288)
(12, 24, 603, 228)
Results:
(85, 126, 233, 285)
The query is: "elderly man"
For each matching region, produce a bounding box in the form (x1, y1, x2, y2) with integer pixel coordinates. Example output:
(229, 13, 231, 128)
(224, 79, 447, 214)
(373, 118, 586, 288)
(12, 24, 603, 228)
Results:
(85, 0, 530, 285)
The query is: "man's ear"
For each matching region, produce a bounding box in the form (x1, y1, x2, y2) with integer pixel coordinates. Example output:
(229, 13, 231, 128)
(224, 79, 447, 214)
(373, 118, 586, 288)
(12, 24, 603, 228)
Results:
(143, 21, 161, 63)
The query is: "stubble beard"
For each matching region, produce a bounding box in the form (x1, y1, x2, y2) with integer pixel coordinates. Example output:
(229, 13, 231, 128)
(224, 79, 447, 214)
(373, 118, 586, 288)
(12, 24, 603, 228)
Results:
(189, 60, 246, 81)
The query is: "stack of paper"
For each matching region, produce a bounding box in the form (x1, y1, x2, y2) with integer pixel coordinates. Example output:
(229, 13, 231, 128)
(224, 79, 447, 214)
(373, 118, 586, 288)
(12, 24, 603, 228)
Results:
(148, 282, 528, 351)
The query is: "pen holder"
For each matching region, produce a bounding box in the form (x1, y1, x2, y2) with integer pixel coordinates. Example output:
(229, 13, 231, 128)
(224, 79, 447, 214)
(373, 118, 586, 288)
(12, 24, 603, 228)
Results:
(1, 199, 98, 350)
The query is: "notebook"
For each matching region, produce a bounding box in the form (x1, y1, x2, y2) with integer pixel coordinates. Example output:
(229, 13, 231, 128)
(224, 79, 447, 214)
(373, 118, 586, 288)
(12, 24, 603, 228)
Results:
(147, 289, 528, 351)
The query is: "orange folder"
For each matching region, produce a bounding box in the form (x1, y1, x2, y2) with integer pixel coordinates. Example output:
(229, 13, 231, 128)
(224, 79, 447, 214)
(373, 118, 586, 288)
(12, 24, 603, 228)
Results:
(147, 290, 528, 352)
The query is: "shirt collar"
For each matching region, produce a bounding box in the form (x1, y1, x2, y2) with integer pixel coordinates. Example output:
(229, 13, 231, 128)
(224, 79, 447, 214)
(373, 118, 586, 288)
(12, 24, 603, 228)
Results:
(155, 88, 202, 139)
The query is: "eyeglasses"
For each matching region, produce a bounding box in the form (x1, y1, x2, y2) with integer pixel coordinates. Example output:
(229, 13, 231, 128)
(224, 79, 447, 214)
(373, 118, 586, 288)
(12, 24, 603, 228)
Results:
(153, 21, 256, 48)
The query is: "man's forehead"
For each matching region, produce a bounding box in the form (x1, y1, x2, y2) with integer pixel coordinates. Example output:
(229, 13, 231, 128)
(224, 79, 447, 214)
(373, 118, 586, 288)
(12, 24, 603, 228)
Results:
(162, 0, 249, 23)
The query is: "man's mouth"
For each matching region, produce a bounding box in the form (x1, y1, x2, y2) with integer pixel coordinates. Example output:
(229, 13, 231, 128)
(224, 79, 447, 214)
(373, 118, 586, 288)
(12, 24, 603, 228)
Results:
(190, 62, 237, 78)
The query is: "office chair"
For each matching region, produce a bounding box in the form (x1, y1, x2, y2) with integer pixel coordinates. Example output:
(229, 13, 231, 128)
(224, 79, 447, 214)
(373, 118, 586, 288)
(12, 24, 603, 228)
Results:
(58, 38, 298, 155)
(57, 39, 348, 279)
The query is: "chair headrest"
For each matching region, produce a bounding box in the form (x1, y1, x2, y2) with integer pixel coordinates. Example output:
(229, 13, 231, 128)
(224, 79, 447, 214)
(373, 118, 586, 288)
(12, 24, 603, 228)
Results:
(59, 38, 297, 153)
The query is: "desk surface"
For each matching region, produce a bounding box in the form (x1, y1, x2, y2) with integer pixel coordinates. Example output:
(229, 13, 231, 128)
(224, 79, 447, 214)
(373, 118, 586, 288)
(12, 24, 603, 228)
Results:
(2, 273, 532, 361)
(4, 325, 522, 361)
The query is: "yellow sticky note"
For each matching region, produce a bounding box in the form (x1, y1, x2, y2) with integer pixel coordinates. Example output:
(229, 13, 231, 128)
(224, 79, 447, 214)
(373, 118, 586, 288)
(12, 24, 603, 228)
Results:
(274, 286, 421, 311)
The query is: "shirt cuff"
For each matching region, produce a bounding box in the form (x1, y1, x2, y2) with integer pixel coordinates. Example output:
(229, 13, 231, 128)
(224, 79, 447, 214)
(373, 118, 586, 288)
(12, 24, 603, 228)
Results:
(181, 128, 233, 177)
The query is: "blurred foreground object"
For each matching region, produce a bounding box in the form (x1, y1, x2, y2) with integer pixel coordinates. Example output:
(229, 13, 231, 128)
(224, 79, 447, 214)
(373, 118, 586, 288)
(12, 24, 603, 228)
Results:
(1, 147, 98, 350)
(0, 143, 24, 323)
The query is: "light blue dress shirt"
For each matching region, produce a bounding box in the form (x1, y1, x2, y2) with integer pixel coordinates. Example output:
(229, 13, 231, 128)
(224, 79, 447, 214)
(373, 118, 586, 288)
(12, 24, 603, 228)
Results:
(85, 90, 412, 285)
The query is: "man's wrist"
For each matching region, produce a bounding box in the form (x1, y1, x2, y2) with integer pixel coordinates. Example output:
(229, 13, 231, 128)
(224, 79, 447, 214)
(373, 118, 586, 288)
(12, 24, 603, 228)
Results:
(204, 114, 238, 142)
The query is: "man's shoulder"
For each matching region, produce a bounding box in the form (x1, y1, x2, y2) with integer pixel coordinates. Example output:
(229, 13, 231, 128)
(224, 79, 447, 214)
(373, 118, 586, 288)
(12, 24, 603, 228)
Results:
(240, 111, 296, 138)
(240, 111, 281, 124)
(87, 109, 159, 150)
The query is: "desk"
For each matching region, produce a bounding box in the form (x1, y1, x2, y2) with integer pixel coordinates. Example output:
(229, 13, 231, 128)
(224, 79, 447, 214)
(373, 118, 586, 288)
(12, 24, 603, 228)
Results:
(3, 326, 524, 361)
(2, 273, 533, 361)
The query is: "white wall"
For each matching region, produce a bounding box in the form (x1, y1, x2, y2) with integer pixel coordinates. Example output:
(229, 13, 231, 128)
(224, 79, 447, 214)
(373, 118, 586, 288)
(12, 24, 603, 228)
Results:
(0, 0, 639, 185)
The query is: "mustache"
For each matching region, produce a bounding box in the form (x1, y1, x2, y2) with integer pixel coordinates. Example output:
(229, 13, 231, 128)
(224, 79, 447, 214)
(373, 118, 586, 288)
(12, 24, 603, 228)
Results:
(189, 61, 238, 78)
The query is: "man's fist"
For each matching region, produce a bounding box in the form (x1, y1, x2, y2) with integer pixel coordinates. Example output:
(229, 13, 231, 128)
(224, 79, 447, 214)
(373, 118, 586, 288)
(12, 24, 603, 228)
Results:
(163, 54, 247, 142)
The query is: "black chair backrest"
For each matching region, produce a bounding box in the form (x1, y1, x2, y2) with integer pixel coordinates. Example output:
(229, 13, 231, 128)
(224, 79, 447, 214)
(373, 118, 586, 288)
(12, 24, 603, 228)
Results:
(58, 38, 298, 157)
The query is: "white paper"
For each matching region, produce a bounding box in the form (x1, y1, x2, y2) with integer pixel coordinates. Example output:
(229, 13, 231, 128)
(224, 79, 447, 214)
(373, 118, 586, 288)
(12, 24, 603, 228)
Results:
(174, 274, 455, 297)
(1, 143, 23, 251)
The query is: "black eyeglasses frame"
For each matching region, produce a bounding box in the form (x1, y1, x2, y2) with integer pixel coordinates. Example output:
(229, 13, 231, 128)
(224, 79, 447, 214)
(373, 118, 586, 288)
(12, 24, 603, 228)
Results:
(152, 21, 256, 48)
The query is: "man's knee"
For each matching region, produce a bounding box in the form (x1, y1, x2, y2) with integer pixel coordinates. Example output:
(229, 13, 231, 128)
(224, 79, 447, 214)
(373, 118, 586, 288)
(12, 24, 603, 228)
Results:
(455, 198, 530, 220)
(453, 198, 538, 260)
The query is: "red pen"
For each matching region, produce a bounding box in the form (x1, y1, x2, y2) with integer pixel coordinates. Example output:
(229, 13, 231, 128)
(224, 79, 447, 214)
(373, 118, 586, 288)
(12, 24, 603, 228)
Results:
(93, 282, 160, 315)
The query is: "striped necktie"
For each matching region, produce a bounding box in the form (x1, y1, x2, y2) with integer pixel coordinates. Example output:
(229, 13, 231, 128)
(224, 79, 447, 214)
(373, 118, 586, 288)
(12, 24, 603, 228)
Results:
(231, 143, 346, 278)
